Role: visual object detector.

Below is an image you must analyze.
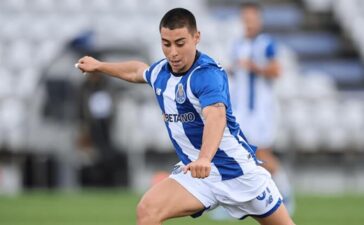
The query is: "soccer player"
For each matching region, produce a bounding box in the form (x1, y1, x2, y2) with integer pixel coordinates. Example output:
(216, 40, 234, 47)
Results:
(76, 8, 295, 225)
(229, 2, 294, 214)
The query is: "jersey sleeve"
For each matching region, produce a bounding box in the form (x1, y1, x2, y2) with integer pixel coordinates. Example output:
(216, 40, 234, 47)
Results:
(190, 66, 229, 109)
(143, 59, 165, 87)
(266, 39, 277, 59)
(142, 68, 151, 86)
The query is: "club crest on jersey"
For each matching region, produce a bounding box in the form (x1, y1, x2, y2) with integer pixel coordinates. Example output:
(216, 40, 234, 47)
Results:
(175, 83, 186, 104)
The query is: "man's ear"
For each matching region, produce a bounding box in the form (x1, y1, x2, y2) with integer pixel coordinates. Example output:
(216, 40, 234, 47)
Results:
(194, 31, 201, 44)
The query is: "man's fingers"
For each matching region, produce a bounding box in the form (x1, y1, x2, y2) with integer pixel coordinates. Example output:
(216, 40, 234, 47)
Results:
(183, 165, 190, 174)
(75, 62, 88, 75)
(204, 167, 210, 177)
(183, 163, 210, 178)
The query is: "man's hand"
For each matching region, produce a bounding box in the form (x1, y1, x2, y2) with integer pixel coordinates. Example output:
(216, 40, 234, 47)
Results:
(75, 56, 102, 74)
(238, 59, 253, 70)
(238, 59, 261, 74)
(183, 157, 211, 179)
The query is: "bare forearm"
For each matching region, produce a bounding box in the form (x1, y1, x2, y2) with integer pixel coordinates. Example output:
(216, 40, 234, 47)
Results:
(199, 104, 226, 161)
(76, 56, 148, 83)
(98, 61, 148, 83)
(183, 103, 226, 179)
(252, 61, 280, 79)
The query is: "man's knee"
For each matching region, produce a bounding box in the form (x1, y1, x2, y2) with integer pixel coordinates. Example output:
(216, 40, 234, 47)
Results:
(136, 199, 163, 224)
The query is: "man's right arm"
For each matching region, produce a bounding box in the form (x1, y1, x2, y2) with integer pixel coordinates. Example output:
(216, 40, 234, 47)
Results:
(76, 56, 149, 83)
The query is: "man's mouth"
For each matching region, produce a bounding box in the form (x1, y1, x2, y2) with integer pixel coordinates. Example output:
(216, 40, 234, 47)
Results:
(171, 59, 181, 67)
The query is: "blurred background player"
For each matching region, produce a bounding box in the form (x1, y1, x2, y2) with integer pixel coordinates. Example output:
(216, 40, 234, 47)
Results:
(78, 73, 114, 160)
(229, 2, 294, 214)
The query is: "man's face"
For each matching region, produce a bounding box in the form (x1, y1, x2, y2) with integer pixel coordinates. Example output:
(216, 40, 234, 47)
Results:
(160, 27, 200, 73)
(241, 7, 262, 38)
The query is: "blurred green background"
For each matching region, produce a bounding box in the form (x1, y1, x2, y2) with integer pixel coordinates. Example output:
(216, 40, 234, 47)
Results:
(1, 190, 363, 225)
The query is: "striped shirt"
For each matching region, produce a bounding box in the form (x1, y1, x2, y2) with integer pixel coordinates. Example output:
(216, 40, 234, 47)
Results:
(143, 52, 257, 181)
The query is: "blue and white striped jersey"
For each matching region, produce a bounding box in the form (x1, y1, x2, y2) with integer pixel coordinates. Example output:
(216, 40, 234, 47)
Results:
(143, 51, 257, 181)
(229, 34, 278, 147)
(230, 33, 277, 115)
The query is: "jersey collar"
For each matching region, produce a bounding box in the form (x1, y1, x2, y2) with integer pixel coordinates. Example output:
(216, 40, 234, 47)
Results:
(167, 50, 201, 77)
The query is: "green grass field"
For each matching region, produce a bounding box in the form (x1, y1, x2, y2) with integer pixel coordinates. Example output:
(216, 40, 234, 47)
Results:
(0, 190, 363, 225)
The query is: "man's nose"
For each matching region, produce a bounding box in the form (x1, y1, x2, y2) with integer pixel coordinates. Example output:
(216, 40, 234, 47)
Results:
(170, 45, 178, 57)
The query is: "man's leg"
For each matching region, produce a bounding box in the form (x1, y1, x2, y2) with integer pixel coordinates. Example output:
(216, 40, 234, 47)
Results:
(137, 177, 205, 225)
(253, 204, 295, 225)
(256, 148, 279, 174)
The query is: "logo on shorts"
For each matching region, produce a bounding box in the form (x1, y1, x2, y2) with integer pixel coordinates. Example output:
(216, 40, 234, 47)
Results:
(256, 190, 266, 201)
(156, 88, 162, 96)
(172, 165, 183, 174)
(256, 187, 273, 207)
(175, 83, 186, 104)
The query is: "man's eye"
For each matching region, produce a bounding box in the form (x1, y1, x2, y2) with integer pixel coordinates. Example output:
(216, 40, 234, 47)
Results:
(176, 43, 184, 47)
(163, 43, 171, 47)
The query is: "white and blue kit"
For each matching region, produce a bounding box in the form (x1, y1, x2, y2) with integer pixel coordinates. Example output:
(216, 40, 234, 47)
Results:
(143, 51, 282, 219)
(230, 34, 278, 148)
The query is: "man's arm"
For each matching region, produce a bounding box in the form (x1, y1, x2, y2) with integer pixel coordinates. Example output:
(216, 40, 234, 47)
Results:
(76, 56, 149, 83)
(183, 103, 226, 178)
(238, 59, 281, 79)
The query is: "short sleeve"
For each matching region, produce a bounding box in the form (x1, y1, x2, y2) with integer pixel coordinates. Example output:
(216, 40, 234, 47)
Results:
(143, 68, 151, 85)
(266, 39, 277, 59)
(143, 59, 166, 87)
(190, 66, 229, 109)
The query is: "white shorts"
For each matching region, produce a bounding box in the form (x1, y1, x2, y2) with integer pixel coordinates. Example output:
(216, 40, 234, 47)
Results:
(170, 162, 282, 219)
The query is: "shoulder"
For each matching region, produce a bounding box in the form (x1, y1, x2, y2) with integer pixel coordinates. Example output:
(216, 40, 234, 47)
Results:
(257, 33, 277, 47)
(147, 58, 168, 74)
(256, 34, 278, 58)
(190, 57, 227, 94)
(144, 59, 168, 85)
(192, 53, 226, 80)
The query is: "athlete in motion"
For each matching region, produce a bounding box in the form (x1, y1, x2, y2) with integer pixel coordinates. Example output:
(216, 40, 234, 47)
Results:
(76, 8, 295, 225)
(229, 2, 294, 214)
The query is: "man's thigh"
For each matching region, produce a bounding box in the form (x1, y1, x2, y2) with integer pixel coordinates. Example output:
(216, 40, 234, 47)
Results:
(138, 177, 205, 220)
(253, 204, 295, 225)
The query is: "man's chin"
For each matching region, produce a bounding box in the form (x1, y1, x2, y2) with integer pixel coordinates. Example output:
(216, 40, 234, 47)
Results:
(172, 66, 185, 74)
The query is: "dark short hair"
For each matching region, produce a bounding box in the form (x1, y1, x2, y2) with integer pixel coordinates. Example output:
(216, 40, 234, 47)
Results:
(240, 1, 262, 11)
(159, 8, 197, 34)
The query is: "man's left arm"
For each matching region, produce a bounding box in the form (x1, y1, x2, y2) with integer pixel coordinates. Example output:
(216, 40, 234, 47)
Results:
(240, 39, 281, 79)
(249, 59, 281, 79)
(183, 103, 226, 178)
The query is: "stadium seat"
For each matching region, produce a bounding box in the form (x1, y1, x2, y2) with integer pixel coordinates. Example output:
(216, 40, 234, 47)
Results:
(0, 68, 13, 98)
(274, 32, 342, 58)
(303, 0, 334, 13)
(0, 98, 26, 150)
(1, 15, 28, 41)
(15, 68, 41, 98)
(340, 100, 364, 151)
(300, 71, 336, 99)
(57, 0, 84, 13)
(263, 4, 304, 30)
(0, 0, 27, 12)
(112, 0, 139, 15)
(35, 40, 62, 67)
(6, 40, 35, 70)
(87, 0, 113, 13)
(29, 0, 55, 13)
(301, 59, 364, 84)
